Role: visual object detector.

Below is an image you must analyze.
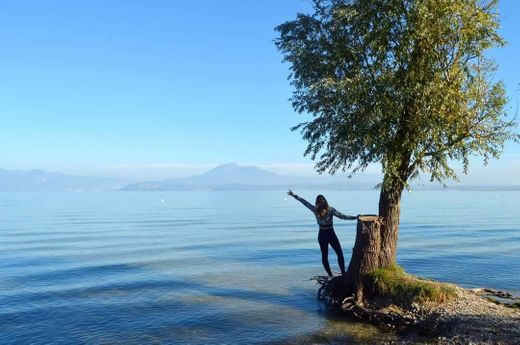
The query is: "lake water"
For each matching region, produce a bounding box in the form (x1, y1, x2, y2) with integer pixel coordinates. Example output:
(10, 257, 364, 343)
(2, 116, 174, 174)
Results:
(1, 191, 519, 344)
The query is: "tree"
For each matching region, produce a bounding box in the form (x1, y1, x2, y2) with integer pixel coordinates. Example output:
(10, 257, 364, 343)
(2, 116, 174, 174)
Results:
(276, 0, 518, 273)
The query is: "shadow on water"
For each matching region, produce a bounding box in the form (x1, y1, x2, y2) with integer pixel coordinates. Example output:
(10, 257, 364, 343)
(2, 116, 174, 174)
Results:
(2, 244, 518, 344)
(11, 246, 519, 344)
(0, 253, 397, 345)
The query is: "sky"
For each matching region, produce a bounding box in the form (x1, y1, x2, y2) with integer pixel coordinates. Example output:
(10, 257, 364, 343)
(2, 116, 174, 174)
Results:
(1, 0, 519, 183)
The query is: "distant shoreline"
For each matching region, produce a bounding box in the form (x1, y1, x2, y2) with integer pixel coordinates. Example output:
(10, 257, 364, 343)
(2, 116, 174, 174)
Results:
(2, 186, 520, 192)
(118, 185, 520, 191)
(3, 165, 520, 192)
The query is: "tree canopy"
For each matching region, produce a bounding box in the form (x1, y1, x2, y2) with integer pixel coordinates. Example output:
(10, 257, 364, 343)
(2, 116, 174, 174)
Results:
(276, 0, 518, 189)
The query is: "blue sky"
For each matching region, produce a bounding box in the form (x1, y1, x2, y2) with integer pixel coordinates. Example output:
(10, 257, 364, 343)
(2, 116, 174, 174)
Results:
(1, 0, 519, 182)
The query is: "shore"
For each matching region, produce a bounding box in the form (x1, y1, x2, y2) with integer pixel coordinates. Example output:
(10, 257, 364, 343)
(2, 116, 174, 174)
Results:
(399, 286, 520, 345)
(372, 285, 520, 344)
(275, 284, 519, 345)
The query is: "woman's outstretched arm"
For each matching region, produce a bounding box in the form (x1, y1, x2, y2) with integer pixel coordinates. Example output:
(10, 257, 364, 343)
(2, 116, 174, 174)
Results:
(331, 207, 357, 220)
(287, 190, 315, 213)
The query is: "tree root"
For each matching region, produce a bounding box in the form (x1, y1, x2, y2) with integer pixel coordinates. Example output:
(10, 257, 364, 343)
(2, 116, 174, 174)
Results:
(311, 275, 418, 332)
(311, 275, 353, 308)
(340, 302, 417, 332)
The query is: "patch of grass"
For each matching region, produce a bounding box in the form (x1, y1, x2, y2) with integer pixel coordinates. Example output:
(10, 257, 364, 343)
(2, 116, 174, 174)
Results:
(368, 263, 457, 305)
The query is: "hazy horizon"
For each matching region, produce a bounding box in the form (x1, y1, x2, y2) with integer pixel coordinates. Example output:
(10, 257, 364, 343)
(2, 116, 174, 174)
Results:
(2, 161, 520, 187)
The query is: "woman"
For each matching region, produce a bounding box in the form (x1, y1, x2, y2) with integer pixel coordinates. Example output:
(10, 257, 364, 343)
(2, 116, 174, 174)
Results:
(288, 190, 357, 278)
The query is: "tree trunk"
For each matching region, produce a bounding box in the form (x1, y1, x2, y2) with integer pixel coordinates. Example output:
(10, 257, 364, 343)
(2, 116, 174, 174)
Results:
(378, 185, 404, 268)
(344, 215, 383, 303)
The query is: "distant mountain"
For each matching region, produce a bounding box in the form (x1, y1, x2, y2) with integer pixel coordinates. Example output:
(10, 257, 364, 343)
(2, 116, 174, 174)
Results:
(3, 165, 516, 192)
(0, 169, 128, 192)
(120, 163, 376, 191)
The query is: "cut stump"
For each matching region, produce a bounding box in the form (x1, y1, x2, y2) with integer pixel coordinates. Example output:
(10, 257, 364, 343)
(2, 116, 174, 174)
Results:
(344, 215, 383, 303)
(313, 214, 384, 307)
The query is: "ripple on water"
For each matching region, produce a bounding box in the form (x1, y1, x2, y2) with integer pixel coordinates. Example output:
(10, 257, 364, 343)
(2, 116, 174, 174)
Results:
(0, 191, 519, 344)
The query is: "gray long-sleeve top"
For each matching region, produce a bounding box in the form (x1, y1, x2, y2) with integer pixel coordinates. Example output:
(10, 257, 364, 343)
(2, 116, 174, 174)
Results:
(293, 195, 356, 230)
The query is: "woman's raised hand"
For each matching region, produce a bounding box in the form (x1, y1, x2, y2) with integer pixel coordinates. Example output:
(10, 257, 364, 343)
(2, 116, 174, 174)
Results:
(287, 189, 295, 197)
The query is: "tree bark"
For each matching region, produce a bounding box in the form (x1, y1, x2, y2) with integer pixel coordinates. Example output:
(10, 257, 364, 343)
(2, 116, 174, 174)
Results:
(378, 184, 404, 268)
(345, 215, 383, 303)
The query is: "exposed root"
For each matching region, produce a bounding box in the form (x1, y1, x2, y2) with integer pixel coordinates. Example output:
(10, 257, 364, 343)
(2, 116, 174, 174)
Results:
(311, 275, 353, 308)
(340, 302, 417, 332)
(311, 275, 418, 332)
(311, 275, 520, 341)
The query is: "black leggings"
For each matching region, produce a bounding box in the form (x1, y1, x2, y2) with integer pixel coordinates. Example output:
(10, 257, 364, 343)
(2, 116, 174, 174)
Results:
(318, 229, 345, 276)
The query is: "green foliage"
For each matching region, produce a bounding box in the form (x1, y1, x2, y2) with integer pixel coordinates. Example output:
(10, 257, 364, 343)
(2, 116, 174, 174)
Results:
(369, 263, 457, 304)
(275, 0, 518, 188)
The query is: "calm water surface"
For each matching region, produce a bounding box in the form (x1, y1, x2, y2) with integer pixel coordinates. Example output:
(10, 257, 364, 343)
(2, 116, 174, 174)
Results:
(0, 191, 519, 344)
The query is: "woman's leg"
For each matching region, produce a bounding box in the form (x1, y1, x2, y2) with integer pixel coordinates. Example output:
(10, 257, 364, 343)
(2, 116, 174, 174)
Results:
(318, 231, 333, 277)
(329, 230, 345, 275)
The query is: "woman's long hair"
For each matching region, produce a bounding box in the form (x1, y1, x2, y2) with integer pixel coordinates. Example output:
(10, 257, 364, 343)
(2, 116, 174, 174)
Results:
(315, 195, 329, 219)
